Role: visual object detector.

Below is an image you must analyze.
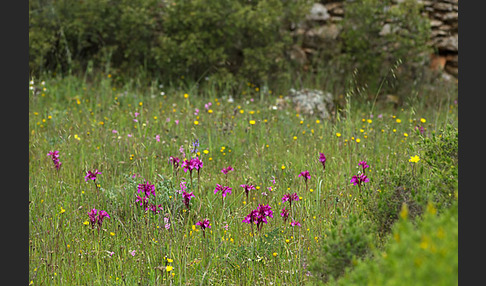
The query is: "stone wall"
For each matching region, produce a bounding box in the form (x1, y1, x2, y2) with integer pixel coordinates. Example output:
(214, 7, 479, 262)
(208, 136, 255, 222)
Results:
(293, 0, 458, 77)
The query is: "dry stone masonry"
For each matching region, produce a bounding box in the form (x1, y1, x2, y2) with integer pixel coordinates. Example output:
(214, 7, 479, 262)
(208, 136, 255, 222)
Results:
(293, 0, 458, 78)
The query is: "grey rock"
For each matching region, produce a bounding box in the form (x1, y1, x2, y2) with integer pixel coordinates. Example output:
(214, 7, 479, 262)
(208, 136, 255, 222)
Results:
(287, 88, 335, 119)
(433, 2, 454, 11)
(307, 3, 330, 22)
(436, 34, 458, 52)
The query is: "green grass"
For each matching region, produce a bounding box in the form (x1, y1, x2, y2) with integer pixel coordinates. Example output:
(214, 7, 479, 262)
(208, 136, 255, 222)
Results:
(29, 74, 458, 285)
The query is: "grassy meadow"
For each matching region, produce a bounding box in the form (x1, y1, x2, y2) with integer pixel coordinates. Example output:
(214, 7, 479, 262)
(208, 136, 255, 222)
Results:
(29, 74, 458, 285)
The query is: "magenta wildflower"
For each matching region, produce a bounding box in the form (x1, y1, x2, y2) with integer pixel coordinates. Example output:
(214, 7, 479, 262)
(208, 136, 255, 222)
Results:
(181, 158, 196, 174)
(221, 165, 234, 175)
(88, 208, 110, 229)
(358, 161, 369, 173)
(282, 193, 299, 210)
(130, 250, 136, 256)
(319, 152, 326, 171)
(148, 204, 163, 214)
(47, 150, 62, 170)
(169, 156, 180, 169)
(155, 135, 160, 142)
(192, 157, 203, 172)
(175, 180, 187, 195)
(291, 220, 301, 227)
(282, 193, 299, 203)
(85, 169, 101, 182)
(97, 210, 110, 228)
(243, 204, 273, 232)
(350, 173, 370, 191)
(196, 219, 211, 237)
(182, 190, 195, 209)
(214, 184, 232, 202)
(415, 125, 425, 135)
(240, 184, 256, 201)
(88, 208, 98, 228)
(281, 208, 289, 223)
(242, 209, 258, 225)
(298, 170, 311, 182)
(137, 182, 155, 197)
(135, 195, 149, 209)
(196, 219, 211, 230)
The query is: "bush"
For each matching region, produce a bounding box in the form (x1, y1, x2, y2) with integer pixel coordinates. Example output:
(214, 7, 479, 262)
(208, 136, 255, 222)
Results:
(415, 124, 458, 209)
(29, 0, 310, 87)
(309, 213, 375, 284)
(332, 202, 458, 286)
(366, 124, 457, 238)
(339, 0, 431, 96)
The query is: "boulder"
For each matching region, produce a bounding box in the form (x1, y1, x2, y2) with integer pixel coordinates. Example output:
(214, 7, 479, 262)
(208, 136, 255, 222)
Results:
(287, 88, 335, 119)
(307, 3, 330, 22)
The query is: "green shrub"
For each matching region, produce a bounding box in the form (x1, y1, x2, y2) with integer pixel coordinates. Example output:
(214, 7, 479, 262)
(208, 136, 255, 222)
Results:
(29, 0, 162, 75)
(415, 124, 458, 209)
(339, 0, 431, 95)
(370, 185, 424, 239)
(366, 124, 457, 238)
(332, 202, 458, 286)
(309, 213, 375, 284)
(29, 0, 310, 87)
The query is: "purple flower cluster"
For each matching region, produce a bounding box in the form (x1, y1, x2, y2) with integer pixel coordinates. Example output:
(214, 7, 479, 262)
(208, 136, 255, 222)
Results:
(138, 182, 156, 197)
(358, 161, 369, 173)
(214, 184, 232, 198)
(182, 190, 195, 209)
(291, 220, 301, 227)
(351, 161, 371, 190)
(350, 173, 370, 186)
(135, 181, 162, 214)
(196, 219, 211, 237)
(182, 156, 203, 174)
(47, 150, 62, 170)
(221, 165, 234, 175)
(169, 156, 180, 169)
(282, 193, 299, 203)
(415, 125, 425, 135)
(281, 207, 289, 223)
(240, 184, 256, 201)
(147, 204, 164, 214)
(243, 204, 274, 232)
(319, 152, 326, 170)
(85, 169, 102, 182)
(88, 208, 110, 229)
(282, 192, 299, 210)
(196, 219, 211, 230)
(298, 170, 311, 182)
